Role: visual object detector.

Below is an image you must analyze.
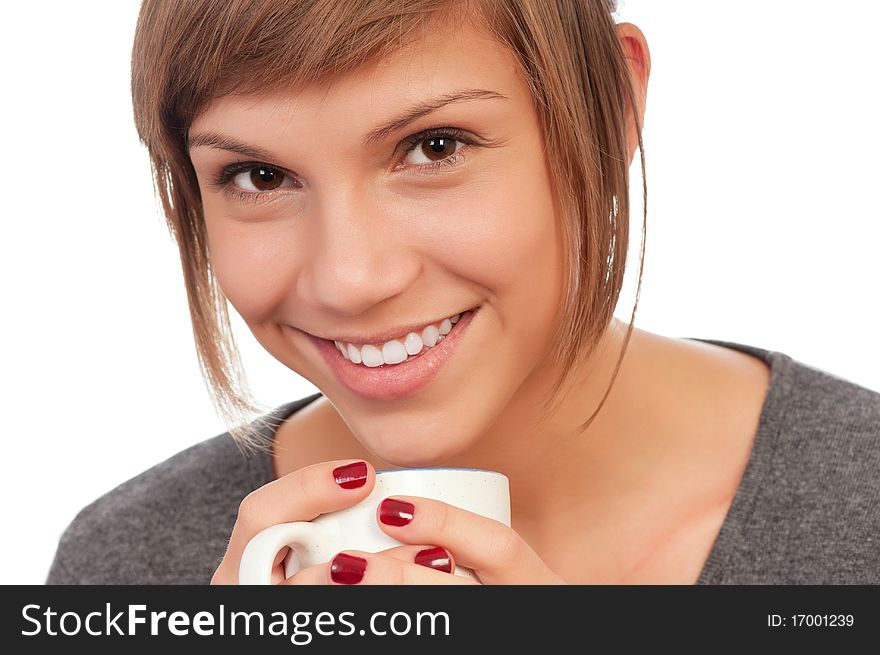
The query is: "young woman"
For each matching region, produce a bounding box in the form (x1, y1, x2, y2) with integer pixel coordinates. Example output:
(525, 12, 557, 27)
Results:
(46, 0, 879, 585)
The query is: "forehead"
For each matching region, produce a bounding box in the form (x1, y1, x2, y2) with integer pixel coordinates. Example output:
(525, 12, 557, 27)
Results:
(191, 19, 525, 135)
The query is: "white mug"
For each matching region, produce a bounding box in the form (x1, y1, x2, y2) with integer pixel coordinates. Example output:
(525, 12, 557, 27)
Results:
(238, 467, 511, 584)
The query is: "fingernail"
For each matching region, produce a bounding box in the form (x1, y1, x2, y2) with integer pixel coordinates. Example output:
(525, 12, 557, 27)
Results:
(333, 461, 367, 489)
(415, 547, 453, 573)
(379, 498, 415, 526)
(330, 553, 367, 584)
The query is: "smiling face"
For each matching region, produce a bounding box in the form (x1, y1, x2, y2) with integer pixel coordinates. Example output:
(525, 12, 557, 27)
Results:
(188, 18, 568, 466)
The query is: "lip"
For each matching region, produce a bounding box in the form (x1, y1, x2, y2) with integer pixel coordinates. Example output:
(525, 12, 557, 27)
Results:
(305, 308, 479, 401)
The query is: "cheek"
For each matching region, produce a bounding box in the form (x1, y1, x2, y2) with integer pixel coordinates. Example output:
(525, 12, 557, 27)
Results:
(202, 201, 297, 320)
(427, 161, 562, 304)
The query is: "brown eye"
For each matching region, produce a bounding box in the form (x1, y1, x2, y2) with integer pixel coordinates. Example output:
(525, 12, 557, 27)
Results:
(402, 131, 470, 170)
(249, 166, 284, 190)
(420, 137, 457, 162)
(229, 165, 295, 193)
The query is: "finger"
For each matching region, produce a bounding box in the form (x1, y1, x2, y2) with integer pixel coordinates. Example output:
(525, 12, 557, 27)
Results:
(368, 544, 457, 574)
(268, 547, 292, 585)
(279, 545, 457, 584)
(374, 496, 565, 585)
(283, 550, 479, 586)
(211, 459, 375, 584)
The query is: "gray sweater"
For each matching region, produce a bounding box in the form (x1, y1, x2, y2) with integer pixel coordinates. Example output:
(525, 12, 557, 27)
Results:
(45, 339, 880, 584)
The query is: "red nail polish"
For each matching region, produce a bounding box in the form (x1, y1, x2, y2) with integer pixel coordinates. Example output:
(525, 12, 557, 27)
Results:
(379, 498, 415, 526)
(333, 461, 367, 489)
(330, 553, 367, 584)
(415, 547, 453, 573)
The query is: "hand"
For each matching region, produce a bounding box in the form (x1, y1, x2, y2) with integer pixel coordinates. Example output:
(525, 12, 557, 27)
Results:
(211, 459, 381, 584)
(282, 495, 567, 585)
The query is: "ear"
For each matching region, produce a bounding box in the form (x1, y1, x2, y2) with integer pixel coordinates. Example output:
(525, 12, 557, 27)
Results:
(615, 23, 651, 164)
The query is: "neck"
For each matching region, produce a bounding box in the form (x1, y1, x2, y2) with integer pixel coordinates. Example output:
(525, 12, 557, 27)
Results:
(434, 319, 648, 523)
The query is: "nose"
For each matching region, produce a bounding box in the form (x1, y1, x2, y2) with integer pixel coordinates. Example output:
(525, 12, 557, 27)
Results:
(296, 191, 421, 317)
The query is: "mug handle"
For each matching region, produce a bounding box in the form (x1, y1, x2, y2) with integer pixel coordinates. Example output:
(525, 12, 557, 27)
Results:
(238, 521, 336, 585)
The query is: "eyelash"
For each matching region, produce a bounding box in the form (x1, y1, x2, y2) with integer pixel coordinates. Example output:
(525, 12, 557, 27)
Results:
(210, 127, 479, 205)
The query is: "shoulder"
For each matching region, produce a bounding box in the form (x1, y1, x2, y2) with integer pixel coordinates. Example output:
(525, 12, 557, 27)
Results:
(45, 396, 319, 584)
(771, 355, 880, 540)
(765, 350, 880, 472)
(46, 432, 262, 585)
(763, 358, 880, 581)
(692, 337, 880, 453)
(696, 339, 880, 583)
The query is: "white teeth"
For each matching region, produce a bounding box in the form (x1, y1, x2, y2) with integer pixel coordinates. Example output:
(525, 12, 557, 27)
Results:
(404, 332, 423, 355)
(332, 310, 468, 367)
(382, 340, 408, 365)
(421, 324, 439, 347)
(360, 344, 384, 367)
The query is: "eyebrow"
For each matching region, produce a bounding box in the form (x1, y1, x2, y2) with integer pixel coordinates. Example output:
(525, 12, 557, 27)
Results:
(187, 132, 275, 160)
(362, 88, 507, 146)
(187, 87, 507, 158)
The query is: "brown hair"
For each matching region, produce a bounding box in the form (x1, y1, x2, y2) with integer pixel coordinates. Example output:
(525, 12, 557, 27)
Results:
(130, 0, 645, 452)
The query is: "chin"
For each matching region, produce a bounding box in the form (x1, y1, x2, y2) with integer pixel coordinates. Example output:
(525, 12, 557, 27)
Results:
(361, 426, 472, 469)
(378, 449, 454, 469)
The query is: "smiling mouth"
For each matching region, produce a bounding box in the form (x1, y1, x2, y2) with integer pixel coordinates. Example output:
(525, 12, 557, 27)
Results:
(328, 310, 474, 368)
(305, 305, 480, 401)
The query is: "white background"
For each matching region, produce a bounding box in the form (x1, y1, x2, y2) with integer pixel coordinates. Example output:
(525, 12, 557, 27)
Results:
(1, 1, 877, 583)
